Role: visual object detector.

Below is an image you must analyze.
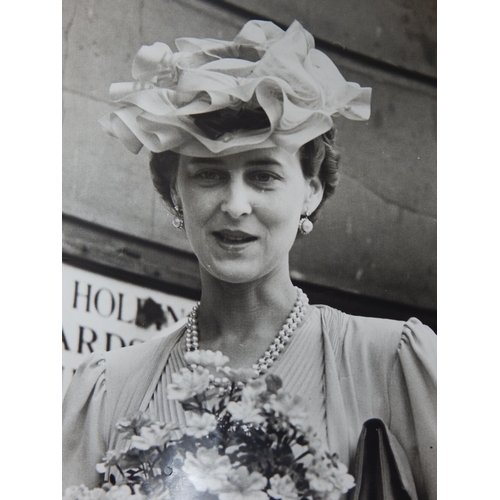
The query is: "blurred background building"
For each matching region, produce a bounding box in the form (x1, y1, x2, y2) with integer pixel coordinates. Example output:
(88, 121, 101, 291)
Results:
(62, 0, 436, 392)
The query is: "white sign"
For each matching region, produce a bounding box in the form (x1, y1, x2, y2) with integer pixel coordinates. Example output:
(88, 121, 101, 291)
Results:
(62, 263, 196, 396)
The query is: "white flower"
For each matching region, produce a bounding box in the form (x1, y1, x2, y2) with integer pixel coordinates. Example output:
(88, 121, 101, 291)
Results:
(333, 472, 355, 494)
(220, 365, 256, 383)
(268, 474, 300, 500)
(166, 366, 210, 400)
(323, 490, 343, 500)
(227, 392, 265, 425)
(184, 350, 203, 366)
(329, 461, 355, 494)
(129, 422, 172, 450)
(242, 378, 267, 398)
(306, 457, 336, 493)
(307, 435, 325, 455)
(105, 485, 138, 500)
(62, 485, 137, 500)
(305, 455, 354, 497)
(89, 490, 110, 500)
(226, 379, 268, 425)
(96, 449, 122, 474)
(306, 469, 333, 494)
(115, 412, 153, 438)
(265, 392, 309, 429)
(184, 412, 217, 437)
(185, 349, 230, 368)
(215, 466, 268, 500)
(182, 446, 232, 492)
(63, 485, 92, 500)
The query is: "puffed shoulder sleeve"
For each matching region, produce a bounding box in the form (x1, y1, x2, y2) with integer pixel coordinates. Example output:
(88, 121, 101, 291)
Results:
(62, 351, 108, 491)
(388, 318, 436, 500)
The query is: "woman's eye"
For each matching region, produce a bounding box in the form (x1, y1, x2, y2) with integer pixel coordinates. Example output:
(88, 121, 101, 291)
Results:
(251, 172, 278, 183)
(196, 170, 222, 181)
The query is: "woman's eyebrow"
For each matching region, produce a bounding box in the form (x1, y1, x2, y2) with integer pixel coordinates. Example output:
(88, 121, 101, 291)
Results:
(246, 159, 283, 168)
(186, 158, 222, 166)
(186, 158, 284, 168)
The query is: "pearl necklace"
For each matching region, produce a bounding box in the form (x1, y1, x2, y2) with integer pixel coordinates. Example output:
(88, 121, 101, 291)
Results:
(185, 287, 309, 394)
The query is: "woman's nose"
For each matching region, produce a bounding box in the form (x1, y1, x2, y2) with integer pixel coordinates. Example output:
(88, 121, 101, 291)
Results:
(220, 178, 252, 218)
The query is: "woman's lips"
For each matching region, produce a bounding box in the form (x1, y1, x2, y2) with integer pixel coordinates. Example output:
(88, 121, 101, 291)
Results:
(212, 230, 258, 246)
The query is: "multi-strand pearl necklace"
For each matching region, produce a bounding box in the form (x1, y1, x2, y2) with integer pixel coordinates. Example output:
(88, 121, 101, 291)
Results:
(184, 287, 309, 394)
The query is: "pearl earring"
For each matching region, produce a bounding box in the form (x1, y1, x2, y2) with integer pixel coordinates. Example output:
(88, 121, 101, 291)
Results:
(172, 205, 184, 229)
(298, 211, 313, 235)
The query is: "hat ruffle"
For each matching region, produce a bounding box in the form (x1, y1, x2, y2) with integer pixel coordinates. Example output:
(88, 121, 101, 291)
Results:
(99, 20, 372, 157)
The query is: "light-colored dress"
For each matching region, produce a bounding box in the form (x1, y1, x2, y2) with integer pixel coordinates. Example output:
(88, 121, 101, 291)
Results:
(62, 305, 437, 499)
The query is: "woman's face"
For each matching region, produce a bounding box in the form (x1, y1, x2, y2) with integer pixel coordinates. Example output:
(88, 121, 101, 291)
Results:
(174, 146, 323, 285)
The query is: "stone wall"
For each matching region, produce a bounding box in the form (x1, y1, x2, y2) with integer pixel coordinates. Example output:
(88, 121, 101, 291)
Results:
(62, 0, 436, 311)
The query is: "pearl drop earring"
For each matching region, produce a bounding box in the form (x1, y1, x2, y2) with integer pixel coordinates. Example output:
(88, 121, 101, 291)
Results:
(172, 205, 184, 229)
(298, 211, 313, 235)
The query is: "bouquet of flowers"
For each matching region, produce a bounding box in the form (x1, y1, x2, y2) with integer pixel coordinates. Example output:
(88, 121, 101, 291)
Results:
(64, 350, 354, 500)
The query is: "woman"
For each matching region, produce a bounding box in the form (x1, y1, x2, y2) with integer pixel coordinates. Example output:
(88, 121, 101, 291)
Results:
(63, 20, 436, 499)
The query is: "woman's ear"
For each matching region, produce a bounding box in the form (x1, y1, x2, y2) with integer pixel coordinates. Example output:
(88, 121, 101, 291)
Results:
(170, 179, 181, 211)
(303, 176, 324, 214)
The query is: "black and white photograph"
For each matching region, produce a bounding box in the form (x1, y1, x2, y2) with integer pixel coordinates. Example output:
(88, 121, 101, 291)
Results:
(61, 1, 437, 498)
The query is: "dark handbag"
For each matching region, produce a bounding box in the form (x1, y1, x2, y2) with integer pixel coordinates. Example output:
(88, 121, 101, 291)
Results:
(347, 418, 418, 500)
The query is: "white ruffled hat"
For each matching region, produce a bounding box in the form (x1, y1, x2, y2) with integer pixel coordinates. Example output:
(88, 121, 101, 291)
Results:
(99, 20, 371, 157)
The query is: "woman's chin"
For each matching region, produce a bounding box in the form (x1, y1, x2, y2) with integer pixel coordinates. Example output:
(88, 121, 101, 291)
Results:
(201, 261, 265, 285)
